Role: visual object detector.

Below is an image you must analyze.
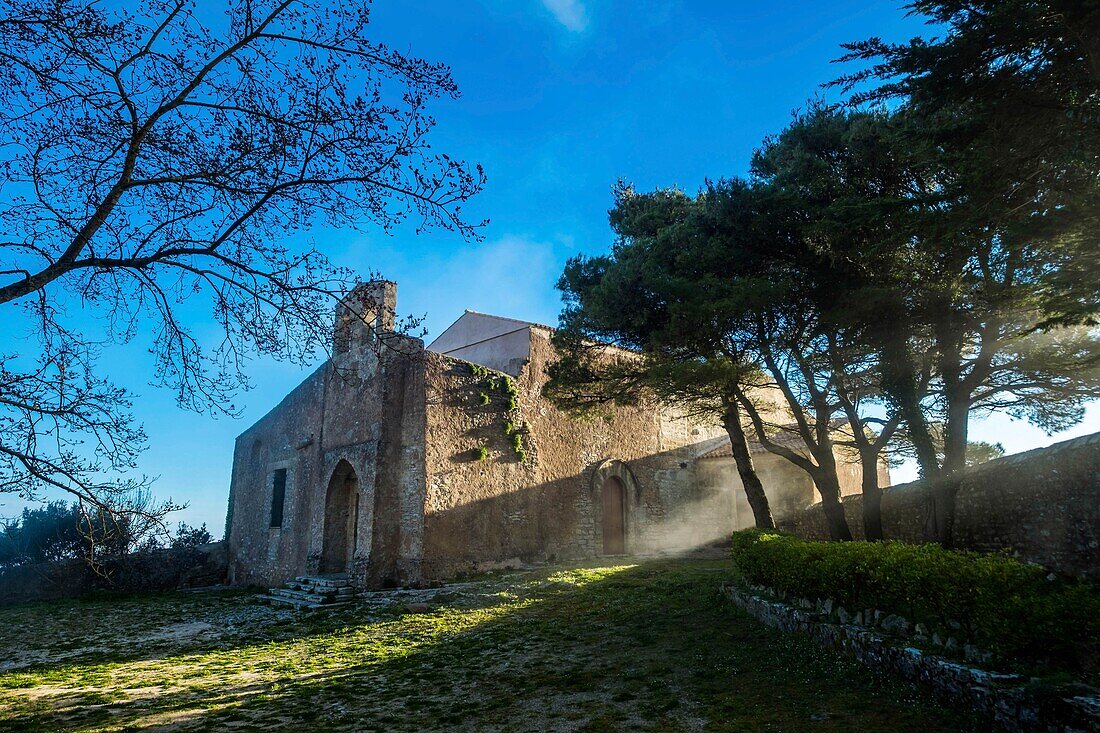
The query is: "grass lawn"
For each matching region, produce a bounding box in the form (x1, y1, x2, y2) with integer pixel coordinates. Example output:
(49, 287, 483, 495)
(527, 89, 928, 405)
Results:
(0, 559, 977, 732)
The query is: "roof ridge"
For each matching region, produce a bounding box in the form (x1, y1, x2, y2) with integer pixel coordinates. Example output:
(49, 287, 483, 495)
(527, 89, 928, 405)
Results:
(460, 309, 555, 331)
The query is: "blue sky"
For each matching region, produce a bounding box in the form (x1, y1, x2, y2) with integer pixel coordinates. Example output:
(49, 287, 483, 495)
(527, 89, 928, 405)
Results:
(3, 0, 1097, 532)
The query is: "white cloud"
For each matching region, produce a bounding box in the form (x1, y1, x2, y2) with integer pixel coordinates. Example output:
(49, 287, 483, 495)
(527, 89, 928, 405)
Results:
(414, 234, 562, 337)
(540, 0, 588, 32)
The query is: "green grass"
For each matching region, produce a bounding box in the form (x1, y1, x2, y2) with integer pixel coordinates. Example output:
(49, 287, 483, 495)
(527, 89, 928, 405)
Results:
(0, 559, 977, 732)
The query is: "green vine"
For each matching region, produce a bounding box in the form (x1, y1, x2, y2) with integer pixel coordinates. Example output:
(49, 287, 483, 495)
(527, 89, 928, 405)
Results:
(466, 364, 530, 462)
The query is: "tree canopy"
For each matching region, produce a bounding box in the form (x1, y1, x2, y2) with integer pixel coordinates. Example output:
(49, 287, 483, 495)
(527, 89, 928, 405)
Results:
(0, 0, 483, 524)
(550, 91, 1098, 543)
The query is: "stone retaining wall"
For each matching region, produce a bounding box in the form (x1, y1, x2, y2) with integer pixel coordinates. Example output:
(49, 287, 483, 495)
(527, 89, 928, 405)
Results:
(723, 584, 1100, 733)
(785, 432, 1100, 578)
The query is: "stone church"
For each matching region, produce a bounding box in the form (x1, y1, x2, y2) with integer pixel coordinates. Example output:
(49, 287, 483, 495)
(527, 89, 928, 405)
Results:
(226, 282, 877, 588)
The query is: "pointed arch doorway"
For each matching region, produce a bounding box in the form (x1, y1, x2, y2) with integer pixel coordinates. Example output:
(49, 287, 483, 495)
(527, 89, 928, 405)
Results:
(320, 460, 359, 574)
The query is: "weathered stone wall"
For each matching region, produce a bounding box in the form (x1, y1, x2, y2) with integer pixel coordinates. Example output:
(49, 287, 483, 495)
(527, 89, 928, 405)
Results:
(368, 341, 428, 588)
(0, 542, 227, 606)
(417, 327, 733, 581)
(226, 339, 429, 588)
(227, 284, 886, 589)
(227, 363, 328, 587)
(787, 432, 1100, 578)
(226, 282, 433, 589)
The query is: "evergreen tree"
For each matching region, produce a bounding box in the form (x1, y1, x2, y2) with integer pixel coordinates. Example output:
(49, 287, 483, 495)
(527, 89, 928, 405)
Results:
(547, 186, 777, 530)
(832, 1, 1100, 543)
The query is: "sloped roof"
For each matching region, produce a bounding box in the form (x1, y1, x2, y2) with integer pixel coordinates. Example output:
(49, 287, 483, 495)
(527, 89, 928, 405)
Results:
(700, 419, 856, 459)
(699, 429, 809, 459)
(460, 309, 554, 332)
(427, 310, 551, 354)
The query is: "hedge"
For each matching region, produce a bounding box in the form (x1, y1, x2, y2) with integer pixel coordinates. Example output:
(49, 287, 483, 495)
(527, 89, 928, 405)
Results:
(730, 530, 1100, 679)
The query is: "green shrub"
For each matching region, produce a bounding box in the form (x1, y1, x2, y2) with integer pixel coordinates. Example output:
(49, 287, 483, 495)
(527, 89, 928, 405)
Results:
(502, 377, 519, 409)
(478, 392, 490, 406)
(503, 421, 516, 435)
(511, 432, 524, 454)
(729, 530, 1100, 679)
(468, 364, 488, 378)
(473, 447, 489, 461)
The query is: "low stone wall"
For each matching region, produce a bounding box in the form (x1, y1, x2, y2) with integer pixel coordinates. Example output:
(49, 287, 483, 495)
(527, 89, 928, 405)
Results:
(0, 541, 227, 606)
(723, 584, 1100, 733)
(785, 433, 1100, 578)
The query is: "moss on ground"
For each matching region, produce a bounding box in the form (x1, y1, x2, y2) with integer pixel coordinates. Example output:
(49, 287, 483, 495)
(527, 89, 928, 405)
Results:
(0, 559, 977, 732)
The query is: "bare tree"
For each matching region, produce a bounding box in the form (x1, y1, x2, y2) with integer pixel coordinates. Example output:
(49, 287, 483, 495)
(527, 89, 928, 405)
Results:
(0, 0, 484, 524)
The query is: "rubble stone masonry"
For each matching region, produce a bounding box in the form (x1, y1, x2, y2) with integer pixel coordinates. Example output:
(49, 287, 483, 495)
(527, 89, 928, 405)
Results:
(789, 432, 1100, 578)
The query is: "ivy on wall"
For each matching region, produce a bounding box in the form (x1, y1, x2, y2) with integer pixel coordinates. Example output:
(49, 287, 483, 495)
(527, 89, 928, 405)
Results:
(467, 364, 530, 462)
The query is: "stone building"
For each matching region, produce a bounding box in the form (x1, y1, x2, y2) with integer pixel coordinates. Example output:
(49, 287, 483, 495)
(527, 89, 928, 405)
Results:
(225, 282, 876, 588)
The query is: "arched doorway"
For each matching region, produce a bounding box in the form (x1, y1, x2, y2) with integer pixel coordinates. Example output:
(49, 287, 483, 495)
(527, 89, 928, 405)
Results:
(601, 476, 626, 555)
(320, 460, 359, 574)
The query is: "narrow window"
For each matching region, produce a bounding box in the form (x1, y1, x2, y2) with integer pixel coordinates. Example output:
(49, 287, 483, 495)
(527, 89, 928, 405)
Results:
(270, 469, 287, 528)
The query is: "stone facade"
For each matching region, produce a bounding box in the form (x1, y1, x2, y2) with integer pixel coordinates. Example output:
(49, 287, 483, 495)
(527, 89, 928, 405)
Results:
(418, 329, 730, 580)
(787, 432, 1100, 578)
(226, 282, 879, 589)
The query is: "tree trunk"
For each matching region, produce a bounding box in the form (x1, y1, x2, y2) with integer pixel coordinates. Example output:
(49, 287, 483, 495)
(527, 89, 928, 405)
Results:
(941, 392, 970, 476)
(922, 477, 958, 548)
(877, 334, 940, 478)
(925, 389, 970, 547)
(812, 468, 853, 541)
(899, 397, 941, 478)
(731, 374, 847, 539)
(860, 451, 884, 541)
(721, 401, 775, 530)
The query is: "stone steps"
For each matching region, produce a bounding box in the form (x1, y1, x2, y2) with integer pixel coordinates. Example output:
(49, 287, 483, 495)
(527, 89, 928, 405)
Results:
(267, 588, 331, 604)
(296, 574, 349, 586)
(285, 581, 354, 595)
(259, 574, 354, 610)
(256, 594, 353, 611)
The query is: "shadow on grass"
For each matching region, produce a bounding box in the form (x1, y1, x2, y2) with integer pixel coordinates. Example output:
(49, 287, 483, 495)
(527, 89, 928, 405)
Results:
(0, 585, 390, 672)
(0, 560, 980, 733)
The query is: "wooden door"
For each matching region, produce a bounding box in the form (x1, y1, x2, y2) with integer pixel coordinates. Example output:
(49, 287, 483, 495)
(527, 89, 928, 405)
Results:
(601, 476, 626, 555)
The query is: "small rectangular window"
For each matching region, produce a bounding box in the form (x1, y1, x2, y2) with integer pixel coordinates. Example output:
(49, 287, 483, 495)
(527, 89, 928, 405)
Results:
(270, 469, 287, 528)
